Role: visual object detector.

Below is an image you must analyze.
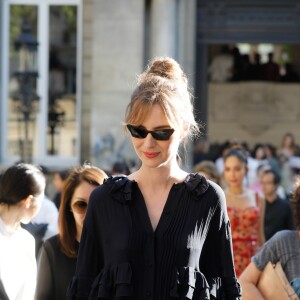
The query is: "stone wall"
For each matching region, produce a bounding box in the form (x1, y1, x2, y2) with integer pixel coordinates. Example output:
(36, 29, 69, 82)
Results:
(207, 82, 300, 148)
(87, 0, 145, 169)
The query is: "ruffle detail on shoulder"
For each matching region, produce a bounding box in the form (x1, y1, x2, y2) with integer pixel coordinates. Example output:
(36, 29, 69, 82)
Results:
(170, 266, 210, 299)
(183, 173, 209, 200)
(89, 262, 133, 299)
(104, 176, 133, 204)
(170, 267, 242, 300)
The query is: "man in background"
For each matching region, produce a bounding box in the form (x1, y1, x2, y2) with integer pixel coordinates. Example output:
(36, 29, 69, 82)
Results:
(261, 169, 294, 240)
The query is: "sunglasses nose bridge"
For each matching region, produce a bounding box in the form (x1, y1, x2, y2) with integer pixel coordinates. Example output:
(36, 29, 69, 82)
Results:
(144, 130, 157, 144)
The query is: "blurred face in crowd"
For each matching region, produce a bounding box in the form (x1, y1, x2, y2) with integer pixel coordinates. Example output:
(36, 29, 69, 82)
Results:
(261, 173, 277, 198)
(255, 147, 265, 160)
(282, 134, 294, 149)
(53, 173, 65, 192)
(264, 145, 271, 159)
(257, 165, 271, 182)
(70, 181, 97, 239)
(224, 156, 247, 188)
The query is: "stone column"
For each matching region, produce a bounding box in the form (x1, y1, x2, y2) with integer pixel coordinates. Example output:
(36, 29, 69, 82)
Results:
(0, 2, 5, 162)
(149, 0, 177, 58)
(176, 0, 196, 79)
(177, 0, 197, 170)
(80, 0, 93, 163)
(89, 0, 145, 169)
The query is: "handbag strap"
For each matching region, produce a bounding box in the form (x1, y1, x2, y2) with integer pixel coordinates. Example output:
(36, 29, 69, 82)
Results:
(274, 262, 299, 300)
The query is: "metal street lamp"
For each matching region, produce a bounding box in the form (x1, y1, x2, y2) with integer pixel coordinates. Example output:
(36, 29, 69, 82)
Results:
(48, 96, 65, 155)
(12, 21, 39, 163)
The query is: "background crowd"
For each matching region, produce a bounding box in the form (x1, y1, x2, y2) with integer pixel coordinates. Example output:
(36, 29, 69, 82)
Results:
(0, 129, 299, 299)
(208, 45, 300, 83)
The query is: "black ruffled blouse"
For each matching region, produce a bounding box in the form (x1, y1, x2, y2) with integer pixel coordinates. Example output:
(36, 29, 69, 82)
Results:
(67, 174, 241, 300)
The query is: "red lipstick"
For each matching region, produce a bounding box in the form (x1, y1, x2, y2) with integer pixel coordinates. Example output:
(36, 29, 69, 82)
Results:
(144, 152, 159, 158)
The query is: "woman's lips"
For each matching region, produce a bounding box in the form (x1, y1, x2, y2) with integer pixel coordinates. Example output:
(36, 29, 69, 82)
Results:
(144, 152, 159, 158)
(229, 180, 238, 184)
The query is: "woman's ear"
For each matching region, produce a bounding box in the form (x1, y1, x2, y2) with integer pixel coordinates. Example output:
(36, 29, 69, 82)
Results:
(180, 123, 189, 140)
(23, 195, 34, 209)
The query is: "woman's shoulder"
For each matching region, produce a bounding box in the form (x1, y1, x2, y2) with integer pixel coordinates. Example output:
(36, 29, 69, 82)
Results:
(19, 226, 36, 243)
(183, 173, 209, 195)
(90, 175, 134, 206)
(206, 178, 228, 215)
(271, 230, 298, 243)
(185, 174, 230, 228)
(185, 173, 225, 205)
(40, 234, 61, 258)
(261, 230, 299, 255)
(43, 234, 60, 248)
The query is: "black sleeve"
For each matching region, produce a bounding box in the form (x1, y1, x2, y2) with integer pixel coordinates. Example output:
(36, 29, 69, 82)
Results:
(35, 241, 54, 300)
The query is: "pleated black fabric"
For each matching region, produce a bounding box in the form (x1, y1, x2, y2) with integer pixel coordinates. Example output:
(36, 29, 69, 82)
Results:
(67, 174, 241, 300)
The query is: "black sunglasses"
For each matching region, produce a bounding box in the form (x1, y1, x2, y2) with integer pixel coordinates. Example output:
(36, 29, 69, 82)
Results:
(126, 124, 174, 141)
(71, 200, 88, 215)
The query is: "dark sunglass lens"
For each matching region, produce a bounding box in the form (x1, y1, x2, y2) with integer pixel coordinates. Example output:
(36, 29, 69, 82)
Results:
(127, 125, 174, 140)
(152, 129, 174, 140)
(72, 201, 87, 214)
(127, 125, 147, 138)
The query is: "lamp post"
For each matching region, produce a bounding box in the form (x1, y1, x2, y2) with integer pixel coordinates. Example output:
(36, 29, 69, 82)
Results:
(12, 21, 39, 163)
(48, 95, 65, 155)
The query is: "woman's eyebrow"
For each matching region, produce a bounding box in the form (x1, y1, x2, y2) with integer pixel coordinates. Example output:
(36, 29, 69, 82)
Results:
(139, 125, 172, 130)
(73, 197, 87, 202)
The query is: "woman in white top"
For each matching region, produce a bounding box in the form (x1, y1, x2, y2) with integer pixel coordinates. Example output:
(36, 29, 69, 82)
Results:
(0, 163, 46, 300)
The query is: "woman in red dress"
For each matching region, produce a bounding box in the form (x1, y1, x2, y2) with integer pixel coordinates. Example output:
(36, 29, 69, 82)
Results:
(223, 147, 265, 277)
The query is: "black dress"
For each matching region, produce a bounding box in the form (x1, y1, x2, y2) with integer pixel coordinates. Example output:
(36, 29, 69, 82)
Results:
(67, 174, 241, 300)
(36, 235, 79, 300)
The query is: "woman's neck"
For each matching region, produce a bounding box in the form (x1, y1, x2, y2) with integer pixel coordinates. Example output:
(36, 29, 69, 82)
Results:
(75, 230, 81, 243)
(134, 163, 187, 189)
(0, 204, 22, 231)
(228, 186, 245, 195)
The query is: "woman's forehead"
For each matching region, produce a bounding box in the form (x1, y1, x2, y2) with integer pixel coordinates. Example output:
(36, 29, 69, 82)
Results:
(225, 155, 246, 165)
(132, 102, 167, 123)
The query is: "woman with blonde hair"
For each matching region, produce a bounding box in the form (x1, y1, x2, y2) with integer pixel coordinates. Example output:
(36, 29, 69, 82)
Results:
(68, 57, 241, 299)
(35, 164, 107, 300)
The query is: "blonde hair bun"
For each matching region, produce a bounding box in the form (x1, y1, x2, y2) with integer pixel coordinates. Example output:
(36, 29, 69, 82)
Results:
(145, 57, 187, 84)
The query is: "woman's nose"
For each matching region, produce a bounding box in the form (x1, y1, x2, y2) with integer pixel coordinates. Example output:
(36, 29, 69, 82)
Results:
(144, 133, 156, 147)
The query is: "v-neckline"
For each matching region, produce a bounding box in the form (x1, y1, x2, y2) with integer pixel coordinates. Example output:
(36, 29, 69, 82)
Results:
(134, 182, 176, 234)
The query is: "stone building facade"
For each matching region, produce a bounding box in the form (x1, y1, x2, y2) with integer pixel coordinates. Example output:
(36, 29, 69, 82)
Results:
(1, 0, 300, 171)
